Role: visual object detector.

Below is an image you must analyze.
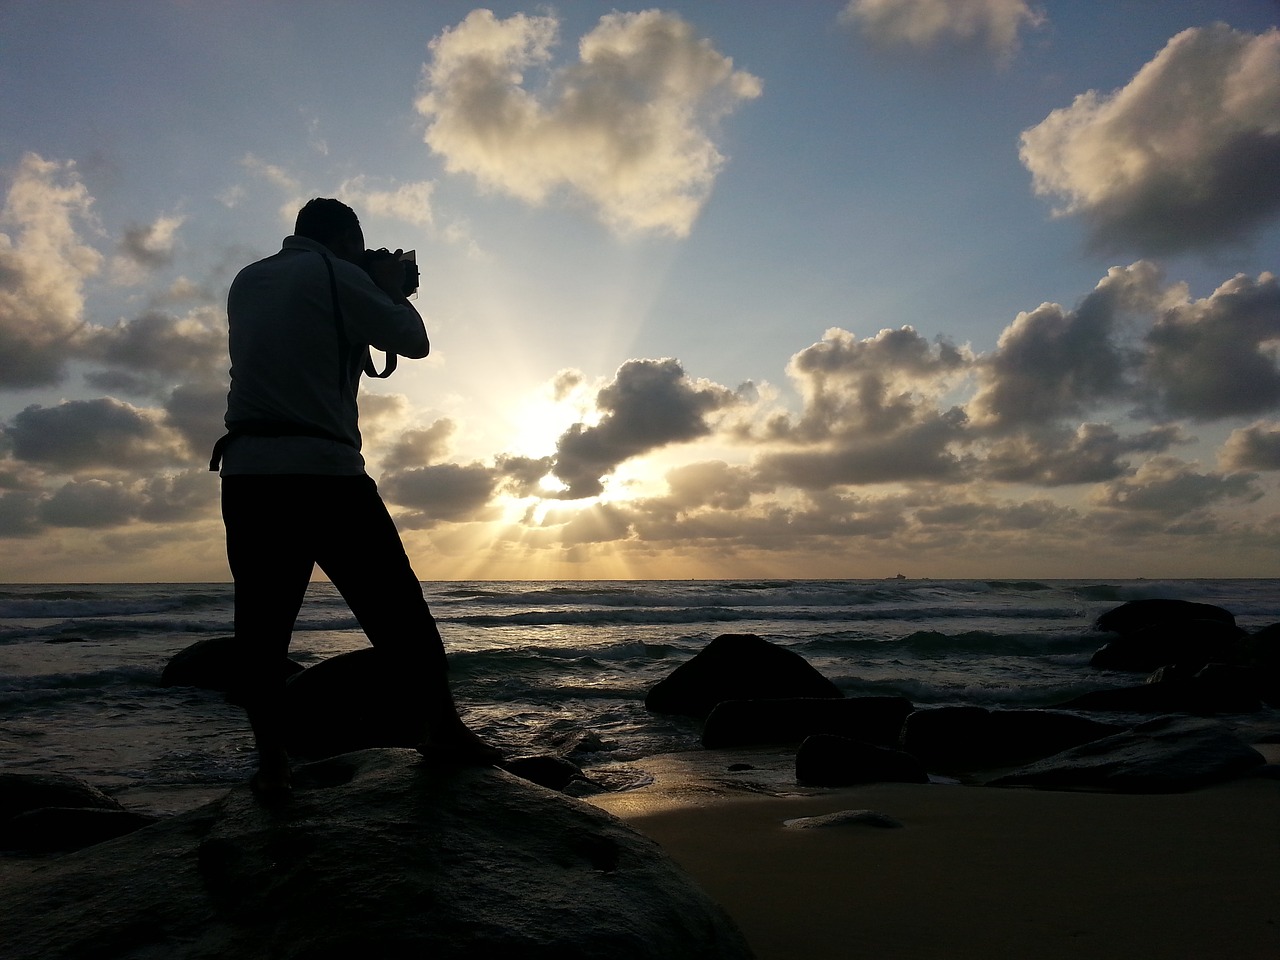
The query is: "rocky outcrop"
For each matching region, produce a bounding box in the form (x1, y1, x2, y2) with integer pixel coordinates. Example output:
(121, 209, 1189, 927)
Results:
(1090, 600, 1245, 673)
(702, 696, 912, 748)
(645, 634, 841, 719)
(795, 734, 929, 787)
(161, 636, 303, 693)
(1055, 663, 1266, 715)
(0, 749, 753, 960)
(0, 771, 157, 854)
(898, 707, 1122, 771)
(987, 716, 1266, 792)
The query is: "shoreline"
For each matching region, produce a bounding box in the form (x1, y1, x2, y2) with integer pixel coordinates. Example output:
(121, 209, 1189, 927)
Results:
(588, 750, 1280, 960)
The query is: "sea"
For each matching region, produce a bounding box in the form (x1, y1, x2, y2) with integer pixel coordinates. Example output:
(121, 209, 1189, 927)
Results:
(2, 578, 1277, 815)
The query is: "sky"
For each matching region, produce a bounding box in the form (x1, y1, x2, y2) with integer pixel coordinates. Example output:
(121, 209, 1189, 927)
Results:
(1, 0, 1279, 582)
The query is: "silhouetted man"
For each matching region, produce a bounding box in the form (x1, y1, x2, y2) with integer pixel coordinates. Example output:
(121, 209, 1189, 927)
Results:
(213, 198, 498, 798)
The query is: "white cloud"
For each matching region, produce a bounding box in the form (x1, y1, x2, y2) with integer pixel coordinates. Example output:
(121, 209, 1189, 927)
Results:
(1220, 420, 1280, 471)
(416, 9, 761, 237)
(0, 153, 103, 387)
(841, 0, 1043, 59)
(112, 213, 185, 283)
(1020, 24, 1280, 253)
(338, 176, 435, 228)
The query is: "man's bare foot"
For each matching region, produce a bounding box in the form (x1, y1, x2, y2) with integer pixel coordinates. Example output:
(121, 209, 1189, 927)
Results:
(250, 747, 292, 803)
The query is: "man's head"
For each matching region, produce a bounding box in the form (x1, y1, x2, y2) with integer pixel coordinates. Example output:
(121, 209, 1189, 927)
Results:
(294, 198, 364, 264)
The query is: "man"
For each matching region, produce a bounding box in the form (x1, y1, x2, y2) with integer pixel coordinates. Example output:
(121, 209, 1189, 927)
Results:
(213, 198, 498, 799)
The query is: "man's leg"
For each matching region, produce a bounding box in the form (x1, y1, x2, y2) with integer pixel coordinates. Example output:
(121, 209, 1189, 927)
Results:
(221, 475, 316, 792)
(314, 475, 499, 761)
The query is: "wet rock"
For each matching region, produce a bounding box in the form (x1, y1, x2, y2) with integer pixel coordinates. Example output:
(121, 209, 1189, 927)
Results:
(645, 633, 841, 719)
(500, 754, 591, 792)
(1, 807, 160, 854)
(1089, 618, 1247, 673)
(795, 734, 929, 787)
(1095, 599, 1236, 635)
(702, 696, 912, 748)
(0, 749, 753, 960)
(161, 636, 302, 693)
(898, 707, 1122, 771)
(987, 716, 1265, 793)
(0, 771, 124, 823)
(783, 809, 903, 829)
(1055, 664, 1266, 715)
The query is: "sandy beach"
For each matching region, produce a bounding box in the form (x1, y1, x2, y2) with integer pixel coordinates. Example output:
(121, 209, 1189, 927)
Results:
(589, 750, 1280, 960)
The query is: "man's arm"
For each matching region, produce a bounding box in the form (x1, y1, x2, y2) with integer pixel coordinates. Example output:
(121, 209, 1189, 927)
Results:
(338, 258, 430, 359)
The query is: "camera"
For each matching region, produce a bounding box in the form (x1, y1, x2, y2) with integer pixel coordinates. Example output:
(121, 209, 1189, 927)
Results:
(364, 247, 419, 297)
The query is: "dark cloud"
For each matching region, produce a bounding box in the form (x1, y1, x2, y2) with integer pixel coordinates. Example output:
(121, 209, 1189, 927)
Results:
(552, 358, 738, 498)
(968, 263, 1161, 430)
(86, 307, 226, 381)
(381, 420, 457, 472)
(1020, 24, 1280, 255)
(982, 422, 1185, 486)
(1090, 456, 1260, 516)
(40, 479, 139, 528)
(495, 454, 556, 498)
(5, 398, 187, 472)
(1141, 272, 1280, 420)
(1220, 421, 1280, 471)
(117, 215, 183, 270)
(382, 462, 498, 525)
(0, 491, 41, 537)
(164, 381, 229, 460)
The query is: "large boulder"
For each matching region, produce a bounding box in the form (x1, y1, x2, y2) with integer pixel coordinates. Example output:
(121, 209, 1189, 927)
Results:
(0, 771, 155, 854)
(1055, 664, 1266, 715)
(645, 634, 841, 719)
(1090, 599, 1245, 673)
(282, 647, 423, 758)
(701, 696, 912, 748)
(1095, 598, 1236, 635)
(795, 734, 929, 787)
(161, 636, 303, 693)
(898, 707, 1122, 771)
(0, 749, 753, 960)
(987, 716, 1266, 793)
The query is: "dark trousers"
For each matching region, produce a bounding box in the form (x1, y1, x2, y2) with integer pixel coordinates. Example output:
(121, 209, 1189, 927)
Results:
(221, 474, 449, 749)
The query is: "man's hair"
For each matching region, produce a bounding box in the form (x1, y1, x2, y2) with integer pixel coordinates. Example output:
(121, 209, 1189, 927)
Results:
(294, 198, 360, 245)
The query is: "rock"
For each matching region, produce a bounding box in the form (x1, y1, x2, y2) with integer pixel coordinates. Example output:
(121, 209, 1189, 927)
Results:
(1240, 623, 1280, 706)
(282, 647, 423, 758)
(795, 734, 929, 787)
(161, 636, 302, 692)
(1095, 599, 1236, 635)
(987, 716, 1266, 792)
(645, 634, 841, 719)
(1089, 618, 1247, 673)
(1, 807, 160, 854)
(898, 707, 1122, 771)
(0, 749, 753, 960)
(500, 754, 591, 792)
(783, 809, 903, 829)
(701, 696, 912, 749)
(1054, 664, 1266, 715)
(0, 771, 124, 822)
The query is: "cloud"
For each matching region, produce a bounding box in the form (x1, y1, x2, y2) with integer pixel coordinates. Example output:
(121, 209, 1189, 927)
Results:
(338, 176, 435, 228)
(0, 153, 103, 388)
(382, 462, 499, 526)
(981, 422, 1185, 486)
(551, 358, 740, 498)
(1141, 271, 1280, 420)
(164, 381, 230, 460)
(86, 305, 226, 385)
(381, 419, 457, 471)
(40, 478, 140, 528)
(968, 262, 1166, 430)
(416, 9, 761, 237)
(1089, 455, 1260, 516)
(1020, 24, 1280, 254)
(4, 398, 187, 472)
(841, 0, 1043, 59)
(1220, 421, 1280, 471)
(113, 213, 184, 282)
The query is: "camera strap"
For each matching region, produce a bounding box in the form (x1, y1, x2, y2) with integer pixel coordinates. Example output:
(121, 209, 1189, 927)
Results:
(319, 252, 397, 381)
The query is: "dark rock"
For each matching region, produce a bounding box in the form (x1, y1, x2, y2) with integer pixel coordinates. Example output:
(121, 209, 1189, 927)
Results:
(987, 716, 1265, 793)
(500, 754, 589, 792)
(161, 636, 303, 692)
(702, 695, 912, 749)
(1240, 624, 1280, 706)
(795, 734, 929, 786)
(1, 807, 160, 854)
(282, 647, 423, 759)
(1089, 619, 1246, 673)
(645, 633, 841, 719)
(0, 771, 124, 822)
(1054, 665, 1265, 715)
(0, 749, 753, 960)
(898, 707, 1122, 771)
(1095, 598, 1236, 635)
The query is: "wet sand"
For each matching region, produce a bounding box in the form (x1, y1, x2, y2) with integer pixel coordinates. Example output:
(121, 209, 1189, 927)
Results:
(589, 751, 1280, 960)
